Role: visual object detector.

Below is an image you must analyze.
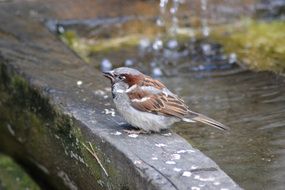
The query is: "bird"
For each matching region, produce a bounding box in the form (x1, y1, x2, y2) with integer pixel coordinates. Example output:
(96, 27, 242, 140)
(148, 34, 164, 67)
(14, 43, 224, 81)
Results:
(103, 67, 229, 133)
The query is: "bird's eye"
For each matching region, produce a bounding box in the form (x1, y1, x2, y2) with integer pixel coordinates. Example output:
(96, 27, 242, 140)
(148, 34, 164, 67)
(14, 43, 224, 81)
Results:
(118, 75, 126, 80)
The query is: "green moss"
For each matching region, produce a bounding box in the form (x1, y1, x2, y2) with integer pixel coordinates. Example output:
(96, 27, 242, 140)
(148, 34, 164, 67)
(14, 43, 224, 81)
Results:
(60, 31, 142, 62)
(60, 19, 285, 74)
(60, 30, 142, 62)
(60, 31, 90, 62)
(210, 20, 285, 73)
(0, 154, 40, 190)
(88, 35, 141, 53)
(0, 63, 114, 189)
(59, 28, 193, 66)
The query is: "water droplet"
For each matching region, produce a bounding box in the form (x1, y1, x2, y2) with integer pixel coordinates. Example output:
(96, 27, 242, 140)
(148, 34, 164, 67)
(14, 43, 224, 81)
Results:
(77, 80, 83, 86)
(167, 40, 178, 49)
(139, 38, 151, 49)
(173, 167, 182, 172)
(104, 108, 116, 117)
(128, 134, 138, 138)
(162, 132, 172, 136)
(170, 7, 177, 14)
(160, 0, 169, 8)
(150, 61, 157, 67)
(229, 53, 237, 64)
(152, 39, 163, 50)
(155, 143, 167, 147)
(213, 181, 221, 185)
(56, 24, 65, 34)
(177, 149, 195, 154)
(124, 59, 134, 66)
(165, 161, 176, 165)
(182, 171, 192, 177)
(101, 59, 112, 72)
(111, 131, 122, 136)
(194, 175, 215, 181)
(201, 44, 211, 55)
(170, 154, 181, 160)
(156, 18, 165, 27)
(152, 67, 163, 77)
(202, 26, 210, 37)
(134, 160, 142, 165)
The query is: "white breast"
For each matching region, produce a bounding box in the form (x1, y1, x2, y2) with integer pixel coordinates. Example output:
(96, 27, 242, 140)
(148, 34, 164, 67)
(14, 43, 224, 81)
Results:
(113, 92, 179, 132)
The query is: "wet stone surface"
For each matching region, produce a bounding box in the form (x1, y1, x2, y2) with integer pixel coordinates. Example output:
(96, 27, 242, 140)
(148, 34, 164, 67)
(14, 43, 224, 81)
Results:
(0, 0, 241, 190)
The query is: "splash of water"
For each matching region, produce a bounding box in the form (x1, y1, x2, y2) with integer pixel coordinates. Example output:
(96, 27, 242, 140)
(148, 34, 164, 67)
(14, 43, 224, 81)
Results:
(169, 0, 180, 36)
(157, 0, 169, 27)
(201, 0, 210, 37)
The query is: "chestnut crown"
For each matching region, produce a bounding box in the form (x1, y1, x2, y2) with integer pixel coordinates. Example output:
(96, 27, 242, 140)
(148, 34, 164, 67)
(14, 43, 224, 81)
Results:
(102, 67, 144, 86)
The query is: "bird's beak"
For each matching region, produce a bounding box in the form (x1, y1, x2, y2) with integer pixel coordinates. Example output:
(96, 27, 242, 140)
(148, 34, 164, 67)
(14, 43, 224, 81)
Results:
(102, 71, 115, 84)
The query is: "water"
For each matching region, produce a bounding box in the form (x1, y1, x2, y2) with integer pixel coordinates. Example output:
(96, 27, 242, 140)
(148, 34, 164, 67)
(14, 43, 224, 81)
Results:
(165, 71, 285, 190)
(169, 0, 181, 36)
(201, 0, 210, 37)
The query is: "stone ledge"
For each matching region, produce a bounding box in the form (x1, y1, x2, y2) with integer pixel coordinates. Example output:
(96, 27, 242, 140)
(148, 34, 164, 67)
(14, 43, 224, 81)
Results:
(0, 1, 241, 190)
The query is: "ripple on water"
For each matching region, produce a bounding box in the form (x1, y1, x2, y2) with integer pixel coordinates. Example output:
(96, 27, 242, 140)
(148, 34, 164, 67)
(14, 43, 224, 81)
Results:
(172, 72, 285, 190)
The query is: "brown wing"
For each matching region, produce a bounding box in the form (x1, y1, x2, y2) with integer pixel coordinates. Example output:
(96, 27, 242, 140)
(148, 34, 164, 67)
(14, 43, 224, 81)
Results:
(128, 88, 189, 118)
(140, 76, 166, 90)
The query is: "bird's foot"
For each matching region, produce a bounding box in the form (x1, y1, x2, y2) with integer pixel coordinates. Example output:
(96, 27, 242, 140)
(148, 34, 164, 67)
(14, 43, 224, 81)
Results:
(123, 129, 149, 134)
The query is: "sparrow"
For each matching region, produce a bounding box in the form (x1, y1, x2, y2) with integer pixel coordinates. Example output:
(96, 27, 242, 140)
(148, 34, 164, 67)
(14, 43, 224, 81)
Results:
(103, 67, 229, 133)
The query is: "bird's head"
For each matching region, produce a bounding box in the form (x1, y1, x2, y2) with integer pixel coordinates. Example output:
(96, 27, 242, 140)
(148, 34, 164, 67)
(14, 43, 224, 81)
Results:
(103, 67, 144, 87)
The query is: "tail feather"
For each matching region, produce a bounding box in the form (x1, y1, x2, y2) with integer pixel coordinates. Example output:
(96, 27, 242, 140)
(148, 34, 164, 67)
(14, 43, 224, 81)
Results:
(187, 112, 229, 131)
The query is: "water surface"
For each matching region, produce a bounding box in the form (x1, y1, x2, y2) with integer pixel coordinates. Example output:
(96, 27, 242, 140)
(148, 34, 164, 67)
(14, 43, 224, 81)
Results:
(164, 71, 285, 190)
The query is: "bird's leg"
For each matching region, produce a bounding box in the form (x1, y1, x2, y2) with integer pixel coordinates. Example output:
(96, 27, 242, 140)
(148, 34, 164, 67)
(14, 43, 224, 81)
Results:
(123, 129, 149, 134)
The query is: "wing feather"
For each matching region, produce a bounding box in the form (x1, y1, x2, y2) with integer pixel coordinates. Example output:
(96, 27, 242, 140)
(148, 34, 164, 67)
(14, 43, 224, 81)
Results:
(140, 77, 166, 89)
(127, 85, 189, 118)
